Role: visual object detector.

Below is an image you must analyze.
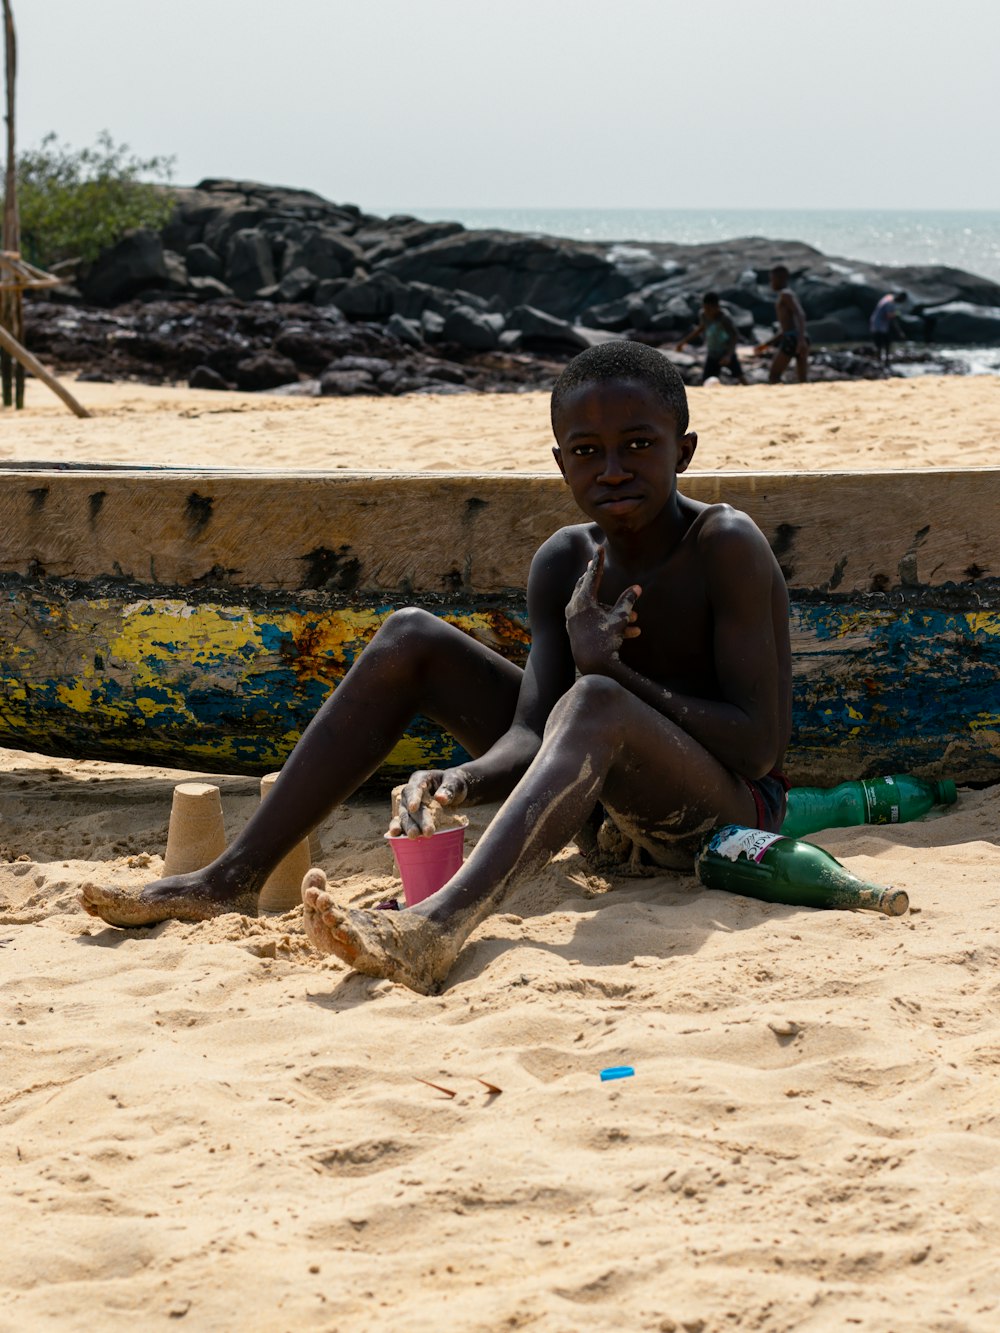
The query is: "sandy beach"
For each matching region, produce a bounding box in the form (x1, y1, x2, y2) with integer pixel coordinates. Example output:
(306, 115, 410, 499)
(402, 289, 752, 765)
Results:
(2, 376, 999, 1331)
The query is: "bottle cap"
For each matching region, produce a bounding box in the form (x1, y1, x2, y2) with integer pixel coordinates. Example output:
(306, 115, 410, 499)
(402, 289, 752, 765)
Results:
(600, 1066, 634, 1082)
(935, 779, 958, 805)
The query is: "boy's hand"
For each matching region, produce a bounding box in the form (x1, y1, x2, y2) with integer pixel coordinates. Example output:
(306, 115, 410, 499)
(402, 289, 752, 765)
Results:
(388, 768, 470, 838)
(565, 547, 641, 675)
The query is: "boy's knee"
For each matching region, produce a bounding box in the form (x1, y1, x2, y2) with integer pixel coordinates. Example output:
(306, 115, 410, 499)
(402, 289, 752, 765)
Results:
(378, 606, 441, 646)
(550, 674, 628, 735)
(571, 674, 626, 707)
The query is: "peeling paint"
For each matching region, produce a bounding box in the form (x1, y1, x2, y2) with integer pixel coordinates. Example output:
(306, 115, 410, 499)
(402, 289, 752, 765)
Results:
(0, 579, 997, 784)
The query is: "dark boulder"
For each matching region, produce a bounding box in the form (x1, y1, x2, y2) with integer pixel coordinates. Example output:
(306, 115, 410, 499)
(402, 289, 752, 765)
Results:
(278, 266, 317, 303)
(376, 368, 427, 394)
(716, 285, 776, 323)
(234, 350, 299, 390)
(921, 301, 1000, 343)
(387, 312, 423, 347)
(204, 205, 269, 256)
(640, 291, 695, 333)
(189, 365, 231, 391)
(441, 305, 504, 350)
(79, 229, 170, 306)
(314, 279, 349, 306)
(505, 305, 591, 352)
(225, 229, 276, 299)
(817, 306, 871, 341)
(162, 251, 190, 291)
(421, 309, 445, 339)
(797, 276, 883, 320)
(319, 368, 377, 396)
(579, 295, 639, 332)
(185, 243, 224, 280)
(330, 354, 394, 376)
(280, 225, 365, 281)
(333, 271, 411, 319)
(358, 219, 464, 255)
(272, 325, 351, 372)
(382, 231, 634, 320)
(188, 276, 234, 301)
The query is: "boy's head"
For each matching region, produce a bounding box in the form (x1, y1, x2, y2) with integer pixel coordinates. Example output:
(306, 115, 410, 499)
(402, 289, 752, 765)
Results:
(702, 290, 721, 313)
(549, 342, 696, 531)
(769, 264, 790, 291)
(550, 341, 689, 438)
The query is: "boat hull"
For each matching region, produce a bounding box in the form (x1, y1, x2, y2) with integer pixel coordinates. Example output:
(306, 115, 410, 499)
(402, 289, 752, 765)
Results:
(2, 467, 998, 785)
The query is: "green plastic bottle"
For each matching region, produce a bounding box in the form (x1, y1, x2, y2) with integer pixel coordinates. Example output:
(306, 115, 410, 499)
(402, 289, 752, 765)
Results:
(695, 824, 909, 916)
(780, 774, 957, 840)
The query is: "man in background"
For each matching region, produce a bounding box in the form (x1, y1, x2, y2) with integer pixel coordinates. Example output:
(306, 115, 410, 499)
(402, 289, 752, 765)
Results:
(870, 290, 909, 366)
(754, 265, 809, 383)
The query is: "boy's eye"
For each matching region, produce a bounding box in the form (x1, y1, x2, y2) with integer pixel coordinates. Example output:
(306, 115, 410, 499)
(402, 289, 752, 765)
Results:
(627, 438, 652, 450)
(570, 444, 596, 457)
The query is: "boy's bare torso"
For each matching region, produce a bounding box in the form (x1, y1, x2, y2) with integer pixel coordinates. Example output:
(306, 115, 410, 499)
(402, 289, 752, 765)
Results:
(776, 288, 806, 332)
(549, 498, 792, 770)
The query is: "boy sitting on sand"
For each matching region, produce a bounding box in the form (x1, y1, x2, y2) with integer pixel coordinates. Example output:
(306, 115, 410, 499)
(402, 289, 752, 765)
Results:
(82, 342, 792, 994)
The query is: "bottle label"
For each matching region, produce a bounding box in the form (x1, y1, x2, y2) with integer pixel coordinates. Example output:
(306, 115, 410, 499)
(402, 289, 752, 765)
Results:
(861, 777, 899, 824)
(708, 824, 784, 864)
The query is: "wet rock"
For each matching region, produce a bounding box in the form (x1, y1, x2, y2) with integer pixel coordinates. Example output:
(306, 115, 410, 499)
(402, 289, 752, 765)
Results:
(921, 301, 1000, 343)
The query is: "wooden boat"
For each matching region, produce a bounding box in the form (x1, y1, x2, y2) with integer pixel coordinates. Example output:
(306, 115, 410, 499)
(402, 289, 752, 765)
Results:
(1, 464, 997, 786)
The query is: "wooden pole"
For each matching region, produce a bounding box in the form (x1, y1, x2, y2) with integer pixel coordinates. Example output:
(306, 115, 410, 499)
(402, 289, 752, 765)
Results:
(0, 319, 89, 416)
(2, 0, 22, 409)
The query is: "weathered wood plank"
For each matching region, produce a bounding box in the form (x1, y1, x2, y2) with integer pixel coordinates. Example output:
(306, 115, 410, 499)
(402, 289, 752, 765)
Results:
(0, 467, 995, 593)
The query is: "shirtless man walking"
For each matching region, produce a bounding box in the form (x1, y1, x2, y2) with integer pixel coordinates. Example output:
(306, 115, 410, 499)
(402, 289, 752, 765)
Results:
(755, 264, 809, 383)
(82, 342, 792, 995)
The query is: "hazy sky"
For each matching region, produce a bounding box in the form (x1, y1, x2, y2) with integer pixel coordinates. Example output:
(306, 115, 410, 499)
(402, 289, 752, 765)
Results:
(11, 0, 1000, 211)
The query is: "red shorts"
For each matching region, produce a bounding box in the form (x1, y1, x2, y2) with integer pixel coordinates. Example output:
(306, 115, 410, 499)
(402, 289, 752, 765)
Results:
(741, 770, 790, 833)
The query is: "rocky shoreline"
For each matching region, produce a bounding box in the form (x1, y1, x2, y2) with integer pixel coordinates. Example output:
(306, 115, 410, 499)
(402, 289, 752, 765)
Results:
(24, 179, 1000, 395)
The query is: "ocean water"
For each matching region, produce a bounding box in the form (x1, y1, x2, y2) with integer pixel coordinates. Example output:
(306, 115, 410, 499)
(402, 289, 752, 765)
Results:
(400, 207, 1000, 286)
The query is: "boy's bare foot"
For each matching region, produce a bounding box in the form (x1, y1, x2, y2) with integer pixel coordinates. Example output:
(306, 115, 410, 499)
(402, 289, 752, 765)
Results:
(301, 869, 458, 995)
(79, 868, 259, 928)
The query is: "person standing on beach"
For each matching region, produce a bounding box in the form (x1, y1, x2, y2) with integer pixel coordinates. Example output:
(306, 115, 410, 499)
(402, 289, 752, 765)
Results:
(80, 342, 791, 996)
(870, 290, 908, 366)
(676, 292, 747, 385)
(754, 265, 809, 383)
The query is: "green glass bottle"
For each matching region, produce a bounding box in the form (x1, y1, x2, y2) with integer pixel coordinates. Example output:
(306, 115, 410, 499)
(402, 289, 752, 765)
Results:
(780, 774, 957, 840)
(695, 824, 909, 916)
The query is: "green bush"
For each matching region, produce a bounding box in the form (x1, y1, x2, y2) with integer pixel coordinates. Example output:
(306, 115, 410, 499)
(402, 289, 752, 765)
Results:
(6, 131, 176, 269)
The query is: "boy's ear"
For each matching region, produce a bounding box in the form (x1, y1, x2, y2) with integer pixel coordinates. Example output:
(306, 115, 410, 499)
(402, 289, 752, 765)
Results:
(676, 431, 697, 474)
(552, 445, 568, 480)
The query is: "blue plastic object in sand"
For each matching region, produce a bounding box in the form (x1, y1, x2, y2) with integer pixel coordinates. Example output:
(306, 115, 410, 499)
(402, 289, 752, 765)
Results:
(600, 1066, 634, 1081)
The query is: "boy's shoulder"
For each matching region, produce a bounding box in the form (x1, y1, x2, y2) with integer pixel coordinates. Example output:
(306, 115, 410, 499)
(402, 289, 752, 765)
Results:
(682, 499, 776, 564)
(534, 522, 600, 564)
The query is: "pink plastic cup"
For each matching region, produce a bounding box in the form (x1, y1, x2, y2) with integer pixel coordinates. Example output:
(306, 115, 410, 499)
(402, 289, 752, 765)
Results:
(384, 825, 465, 906)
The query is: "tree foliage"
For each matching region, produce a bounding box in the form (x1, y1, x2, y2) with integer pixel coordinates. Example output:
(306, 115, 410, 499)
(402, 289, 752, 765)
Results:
(8, 131, 176, 269)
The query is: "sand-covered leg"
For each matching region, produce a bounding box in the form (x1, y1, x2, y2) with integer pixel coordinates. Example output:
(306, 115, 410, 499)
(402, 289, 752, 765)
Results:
(302, 870, 458, 994)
